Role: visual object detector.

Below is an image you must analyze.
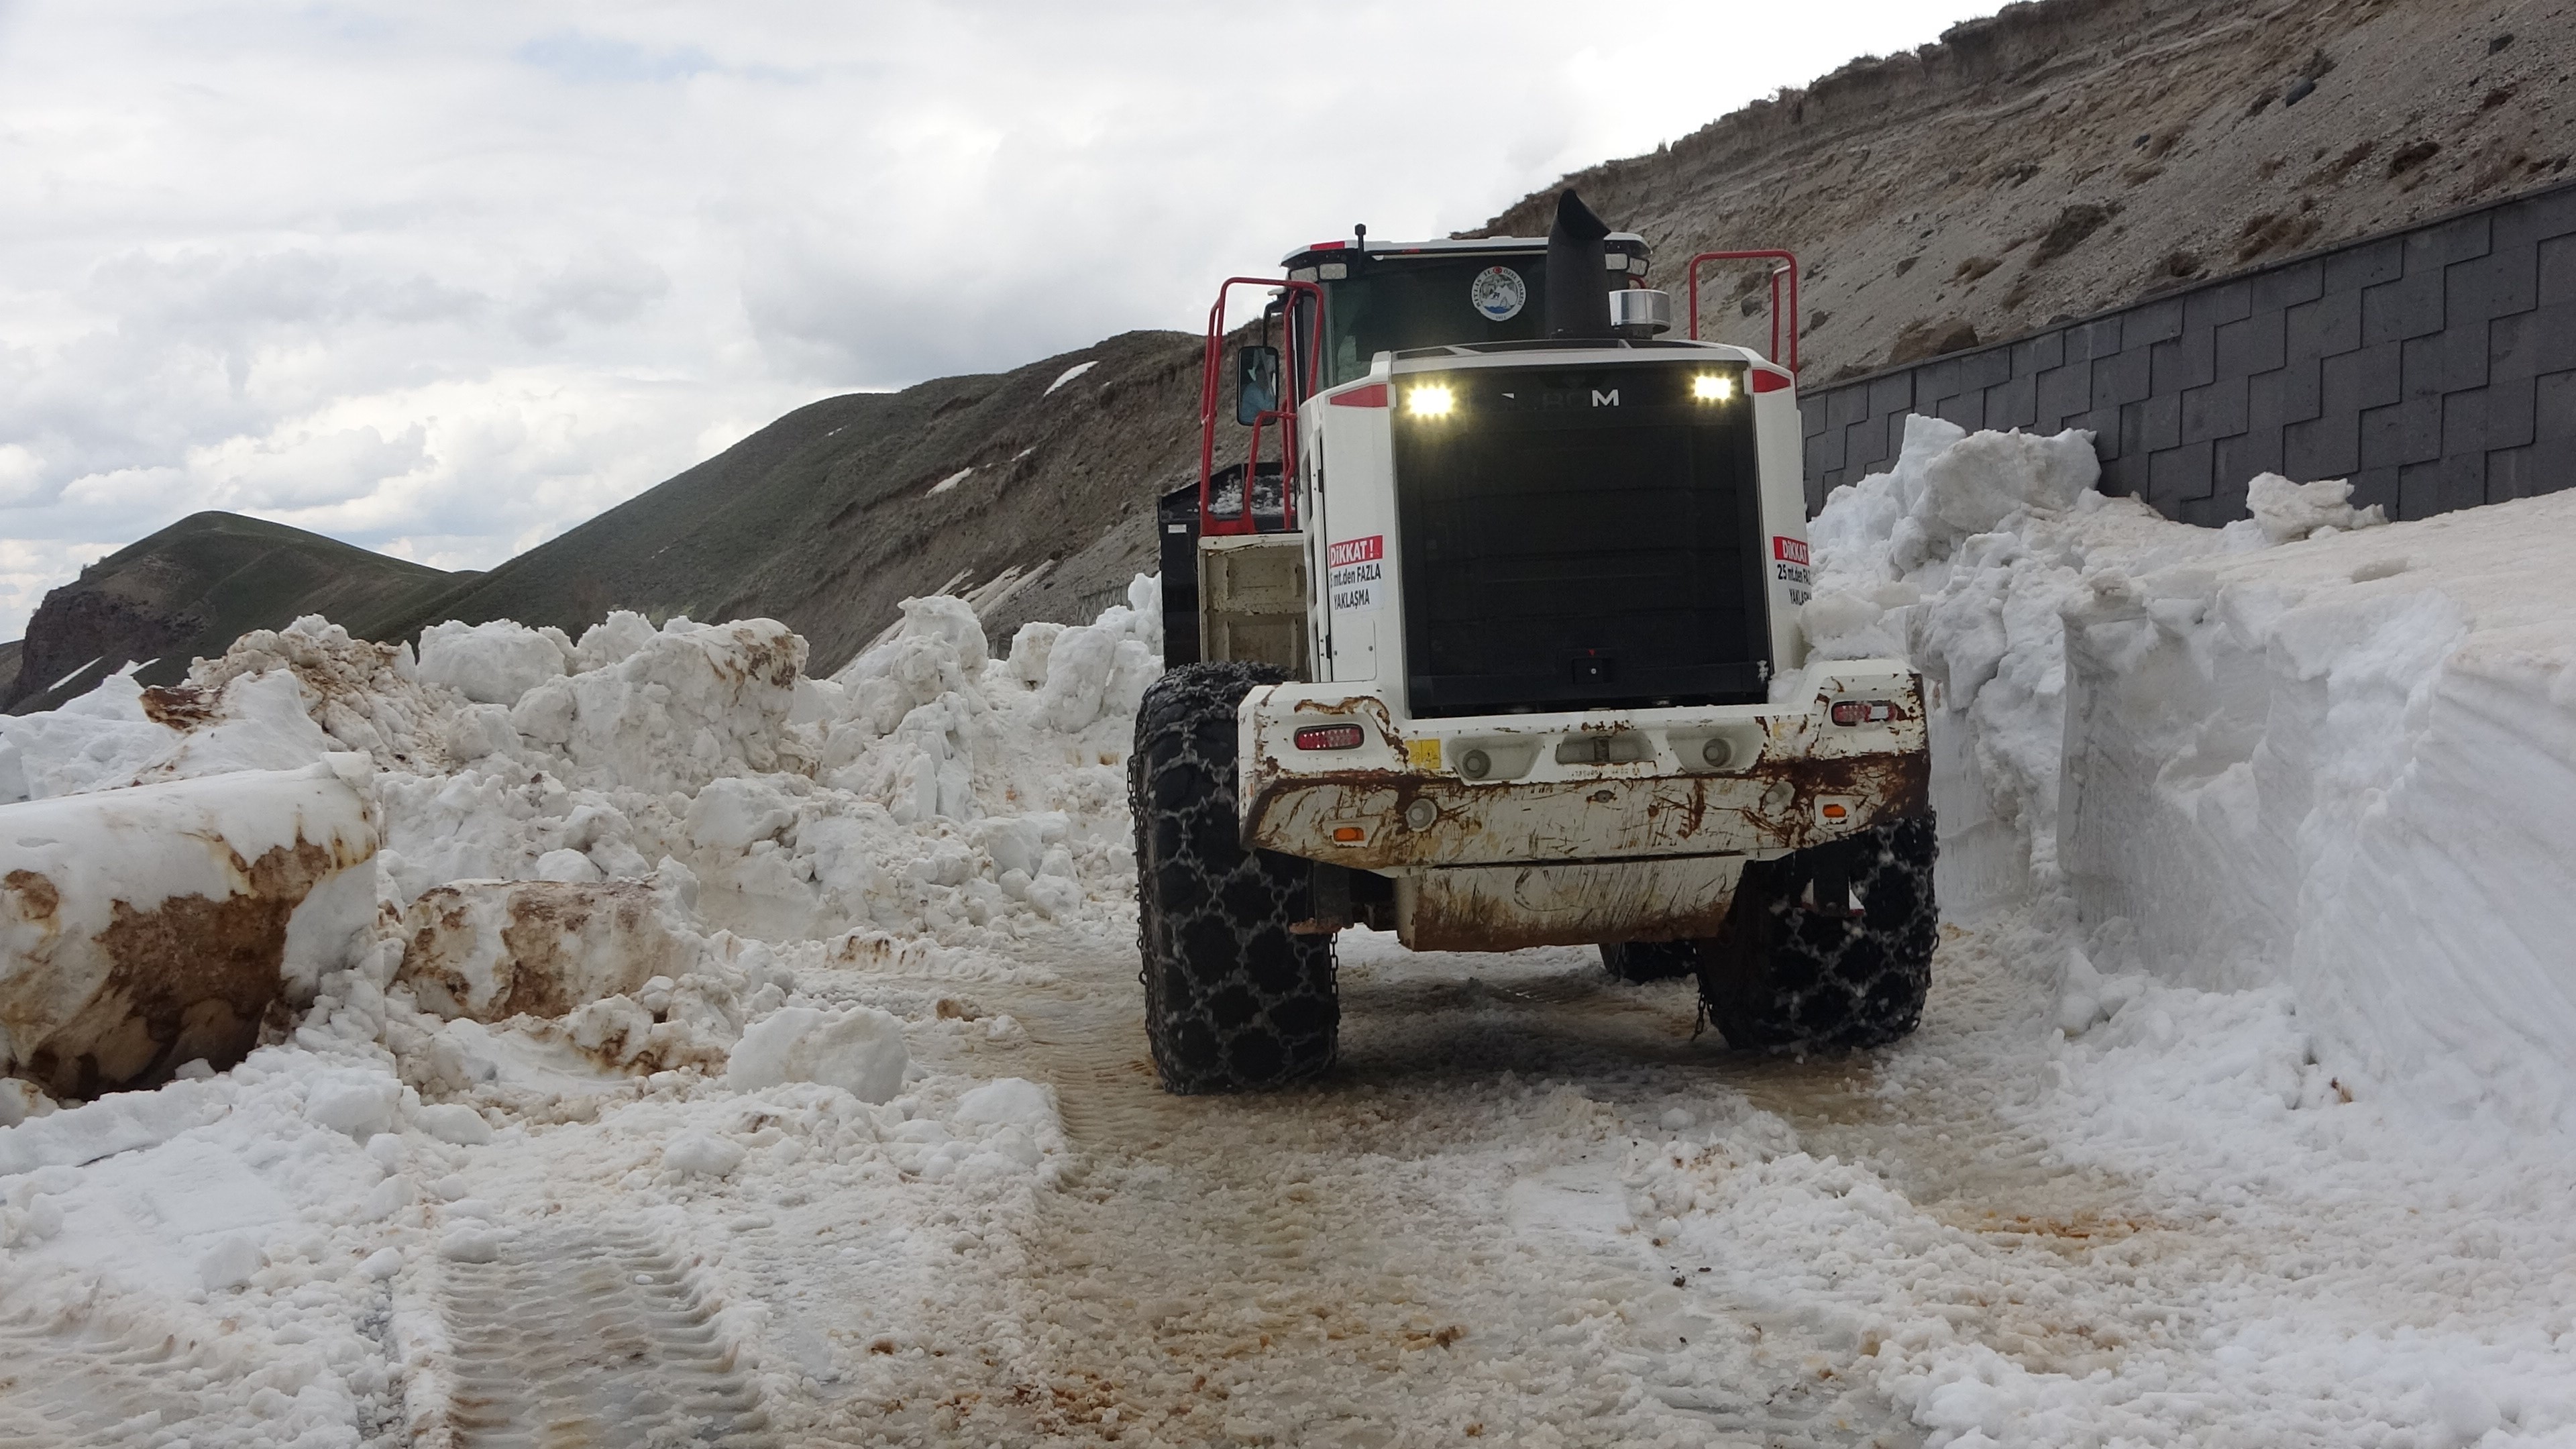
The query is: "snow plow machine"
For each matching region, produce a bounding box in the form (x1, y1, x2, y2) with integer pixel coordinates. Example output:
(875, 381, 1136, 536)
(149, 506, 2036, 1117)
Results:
(1133, 191, 1936, 1093)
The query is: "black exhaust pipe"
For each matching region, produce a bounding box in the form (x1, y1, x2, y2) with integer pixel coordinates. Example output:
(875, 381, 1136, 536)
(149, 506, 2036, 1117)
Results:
(1544, 189, 1615, 340)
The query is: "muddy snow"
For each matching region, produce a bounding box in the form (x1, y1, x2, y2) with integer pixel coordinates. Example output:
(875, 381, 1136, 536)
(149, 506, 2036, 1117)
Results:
(7, 428, 2576, 1446)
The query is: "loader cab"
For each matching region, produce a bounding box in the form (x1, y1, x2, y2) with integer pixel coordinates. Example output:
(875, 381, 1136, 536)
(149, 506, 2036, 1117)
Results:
(1171, 233, 1655, 665)
(1281, 234, 1654, 389)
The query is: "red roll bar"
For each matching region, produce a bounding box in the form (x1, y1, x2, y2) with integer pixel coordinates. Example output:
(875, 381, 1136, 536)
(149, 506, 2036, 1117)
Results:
(1684, 250, 1800, 372)
(1199, 277, 1326, 537)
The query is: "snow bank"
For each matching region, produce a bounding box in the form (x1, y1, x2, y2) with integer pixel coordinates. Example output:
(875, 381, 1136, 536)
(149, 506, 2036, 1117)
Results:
(2061, 494, 2576, 1126)
(0, 582, 1128, 1442)
(1805, 415, 2576, 1130)
(0, 758, 378, 1097)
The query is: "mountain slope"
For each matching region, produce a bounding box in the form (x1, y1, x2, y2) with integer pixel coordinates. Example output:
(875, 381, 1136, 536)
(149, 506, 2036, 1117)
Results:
(1476, 0, 2571, 382)
(4, 512, 460, 713)
(359, 329, 1208, 673)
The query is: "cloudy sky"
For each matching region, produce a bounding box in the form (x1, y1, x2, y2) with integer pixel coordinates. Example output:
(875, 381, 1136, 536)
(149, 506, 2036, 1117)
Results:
(0, 1, 1988, 639)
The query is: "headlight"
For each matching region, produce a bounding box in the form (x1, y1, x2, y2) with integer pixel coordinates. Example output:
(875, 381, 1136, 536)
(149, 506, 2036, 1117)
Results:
(1693, 374, 1735, 402)
(1407, 384, 1454, 417)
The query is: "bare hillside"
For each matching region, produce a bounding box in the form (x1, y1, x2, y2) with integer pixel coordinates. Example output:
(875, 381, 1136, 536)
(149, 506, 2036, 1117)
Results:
(1480, 0, 2573, 380)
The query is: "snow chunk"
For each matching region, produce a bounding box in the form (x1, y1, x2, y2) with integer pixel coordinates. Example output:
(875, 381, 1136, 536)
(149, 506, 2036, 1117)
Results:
(394, 879, 700, 1022)
(725, 1006, 908, 1104)
(416, 620, 572, 705)
(199, 1233, 265, 1291)
(414, 1102, 493, 1146)
(1042, 359, 1096, 394)
(954, 1077, 1056, 1135)
(663, 1131, 746, 1177)
(304, 1071, 401, 1140)
(2241, 470, 2388, 544)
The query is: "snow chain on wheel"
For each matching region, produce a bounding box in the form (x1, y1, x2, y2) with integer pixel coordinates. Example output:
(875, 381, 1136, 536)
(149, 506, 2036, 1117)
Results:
(1599, 940, 1698, 983)
(1697, 812, 1937, 1051)
(1132, 661, 1338, 1093)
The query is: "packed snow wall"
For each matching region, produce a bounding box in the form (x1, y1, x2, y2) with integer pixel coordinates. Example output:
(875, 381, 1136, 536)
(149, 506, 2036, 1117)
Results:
(2059, 497, 2576, 1125)
(1805, 415, 2576, 1129)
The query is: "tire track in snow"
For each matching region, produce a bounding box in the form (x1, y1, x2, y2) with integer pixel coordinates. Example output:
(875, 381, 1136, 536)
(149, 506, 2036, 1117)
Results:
(0, 1313, 229, 1447)
(922, 936, 1924, 1447)
(0, 1297, 406, 1446)
(432, 1226, 772, 1448)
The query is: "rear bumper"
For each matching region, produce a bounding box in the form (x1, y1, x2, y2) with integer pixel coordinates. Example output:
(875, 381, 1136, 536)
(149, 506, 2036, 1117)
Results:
(1237, 662, 1930, 873)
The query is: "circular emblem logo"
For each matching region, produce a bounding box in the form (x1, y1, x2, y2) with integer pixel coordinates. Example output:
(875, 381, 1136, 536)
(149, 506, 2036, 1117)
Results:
(1469, 265, 1527, 322)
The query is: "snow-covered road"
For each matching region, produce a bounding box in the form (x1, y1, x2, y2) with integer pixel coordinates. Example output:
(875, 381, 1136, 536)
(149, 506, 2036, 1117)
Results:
(11, 421, 2576, 1446)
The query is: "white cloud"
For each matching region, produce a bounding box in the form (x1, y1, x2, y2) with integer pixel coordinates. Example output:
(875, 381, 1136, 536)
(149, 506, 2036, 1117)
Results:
(0, 0, 1987, 639)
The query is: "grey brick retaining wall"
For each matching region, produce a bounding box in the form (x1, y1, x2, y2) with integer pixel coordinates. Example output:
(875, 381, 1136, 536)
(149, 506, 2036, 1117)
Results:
(1797, 179, 2576, 525)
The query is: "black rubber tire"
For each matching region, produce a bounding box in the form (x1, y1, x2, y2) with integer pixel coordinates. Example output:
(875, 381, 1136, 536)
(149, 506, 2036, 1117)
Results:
(1599, 940, 1699, 983)
(1132, 661, 1338, 1093)
(1697, 813, 1937, 1051)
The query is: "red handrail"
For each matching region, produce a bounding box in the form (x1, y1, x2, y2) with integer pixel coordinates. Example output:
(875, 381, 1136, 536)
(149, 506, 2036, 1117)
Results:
(1684, 250, 1800, 372)
(1199, 277, 1325, 536)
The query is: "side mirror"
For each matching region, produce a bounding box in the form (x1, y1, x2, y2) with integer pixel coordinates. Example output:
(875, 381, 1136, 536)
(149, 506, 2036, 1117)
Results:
(1235, 345, 1281, 425)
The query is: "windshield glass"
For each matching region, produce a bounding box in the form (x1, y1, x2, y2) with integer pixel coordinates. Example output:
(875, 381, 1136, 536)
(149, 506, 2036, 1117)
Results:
(1321, 257, 1553, 387)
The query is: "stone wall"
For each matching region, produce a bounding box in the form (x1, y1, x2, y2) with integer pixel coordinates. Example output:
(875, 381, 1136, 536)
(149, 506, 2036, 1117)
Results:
(1799, 179, 2576, 525)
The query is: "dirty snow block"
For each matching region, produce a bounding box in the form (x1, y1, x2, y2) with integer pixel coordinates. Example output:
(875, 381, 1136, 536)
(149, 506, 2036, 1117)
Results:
(394, 879, 697, 1021)
(0, 759, 378, 1097)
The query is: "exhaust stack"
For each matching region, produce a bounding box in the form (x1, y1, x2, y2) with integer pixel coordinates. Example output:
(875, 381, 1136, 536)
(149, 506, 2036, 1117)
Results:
(1544, 190, 1615, 340)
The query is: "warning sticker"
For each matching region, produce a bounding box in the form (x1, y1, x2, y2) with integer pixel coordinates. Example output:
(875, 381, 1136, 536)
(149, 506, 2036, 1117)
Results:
(1770, 536, 1813, 606)
(1774, 559, 1813, 606)
(1328, 535, 1384, 612)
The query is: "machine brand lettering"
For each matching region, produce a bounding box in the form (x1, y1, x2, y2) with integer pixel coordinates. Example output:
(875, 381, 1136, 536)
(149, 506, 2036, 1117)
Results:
(1591, 389, 1620, 407)
(1328, 535, 1384, 612)
(1772, 536, 1810, 566)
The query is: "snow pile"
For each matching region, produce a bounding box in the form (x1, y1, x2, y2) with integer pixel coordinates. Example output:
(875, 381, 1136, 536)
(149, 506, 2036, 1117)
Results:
(0, 582, 1144, 1118)
(1803, 413, 2576, 1130)
(0, 581, 1125, 1442)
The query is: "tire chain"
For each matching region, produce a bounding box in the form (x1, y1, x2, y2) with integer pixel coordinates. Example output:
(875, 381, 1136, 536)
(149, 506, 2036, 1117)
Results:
(1599, 939, 1699, 983)
(1130, 661, 1338, 1093)
(1702, 813, 1938, 1051)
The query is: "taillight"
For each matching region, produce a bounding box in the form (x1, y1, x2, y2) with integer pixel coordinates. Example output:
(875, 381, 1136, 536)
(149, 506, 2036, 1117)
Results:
(1830, 700, 1898, 726)
(1295, 724, 1365, 751)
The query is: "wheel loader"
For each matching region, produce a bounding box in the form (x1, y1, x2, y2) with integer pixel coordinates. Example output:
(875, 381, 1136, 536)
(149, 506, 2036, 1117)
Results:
(1133, 191, 1935, 1092)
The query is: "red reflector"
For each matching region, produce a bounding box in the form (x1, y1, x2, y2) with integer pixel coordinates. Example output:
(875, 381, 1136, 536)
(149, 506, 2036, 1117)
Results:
(1295, 724, 1366, 751)
(1830, 700, 1897, 726)
(1751, 367, 1794, 393)
(1305, 240, 1348, 250)
(1330, 384, 1389, 408)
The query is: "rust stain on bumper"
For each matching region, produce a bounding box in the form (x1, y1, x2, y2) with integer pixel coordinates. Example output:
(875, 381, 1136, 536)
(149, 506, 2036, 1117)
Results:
(1244, 751, 1929, 870)
(1399, 856, 1750, 953)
